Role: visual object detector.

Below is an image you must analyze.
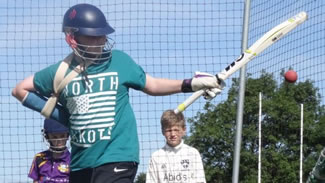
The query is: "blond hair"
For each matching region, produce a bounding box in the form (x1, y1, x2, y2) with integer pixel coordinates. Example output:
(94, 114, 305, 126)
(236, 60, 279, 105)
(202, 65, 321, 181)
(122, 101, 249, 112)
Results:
(160, 109, 185, 131)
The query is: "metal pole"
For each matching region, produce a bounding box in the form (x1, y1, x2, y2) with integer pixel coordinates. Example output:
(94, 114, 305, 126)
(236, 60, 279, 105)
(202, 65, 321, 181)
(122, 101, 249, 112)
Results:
(232, 0, 251, 182)
(258, 92, 262, 183)
(300, 104, 304, 183)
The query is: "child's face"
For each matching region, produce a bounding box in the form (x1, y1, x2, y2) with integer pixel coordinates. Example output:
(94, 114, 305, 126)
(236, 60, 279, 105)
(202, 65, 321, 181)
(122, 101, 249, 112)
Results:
(163, 125, 185, 147)
(75, 35, 106, 53)
(47, 133, 69, 149)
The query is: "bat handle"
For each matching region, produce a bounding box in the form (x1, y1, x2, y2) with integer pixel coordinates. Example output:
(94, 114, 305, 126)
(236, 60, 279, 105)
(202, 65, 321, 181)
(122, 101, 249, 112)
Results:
(174, 74, 224, 114)
(174, 90, 205, 114)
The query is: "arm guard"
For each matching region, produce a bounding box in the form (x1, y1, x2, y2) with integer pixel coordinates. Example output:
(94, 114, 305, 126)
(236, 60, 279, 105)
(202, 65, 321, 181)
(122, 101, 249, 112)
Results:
(22, 91, 69, 122)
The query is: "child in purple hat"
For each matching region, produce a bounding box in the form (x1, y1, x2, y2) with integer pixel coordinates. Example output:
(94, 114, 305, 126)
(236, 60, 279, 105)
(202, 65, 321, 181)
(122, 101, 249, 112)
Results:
(28, 119, 70, 183)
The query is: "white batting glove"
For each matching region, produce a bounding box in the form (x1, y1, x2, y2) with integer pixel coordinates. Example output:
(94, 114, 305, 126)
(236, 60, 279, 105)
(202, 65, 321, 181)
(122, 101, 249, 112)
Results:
(181, 71, 225, 92)
(203, 87, 223, 100)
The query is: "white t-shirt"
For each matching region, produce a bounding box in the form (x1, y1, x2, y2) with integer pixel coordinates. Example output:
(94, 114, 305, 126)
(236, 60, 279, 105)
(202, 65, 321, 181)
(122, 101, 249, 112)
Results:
(146, 141, 206, 183)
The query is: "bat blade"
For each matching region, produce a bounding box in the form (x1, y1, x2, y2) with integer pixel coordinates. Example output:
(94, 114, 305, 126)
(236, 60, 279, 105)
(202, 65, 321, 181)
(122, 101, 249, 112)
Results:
(174, 11, 307, 114)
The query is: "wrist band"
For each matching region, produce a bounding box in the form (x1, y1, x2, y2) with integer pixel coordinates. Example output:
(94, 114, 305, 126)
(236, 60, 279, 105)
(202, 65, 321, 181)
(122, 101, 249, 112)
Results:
(181, 79, 193, 93)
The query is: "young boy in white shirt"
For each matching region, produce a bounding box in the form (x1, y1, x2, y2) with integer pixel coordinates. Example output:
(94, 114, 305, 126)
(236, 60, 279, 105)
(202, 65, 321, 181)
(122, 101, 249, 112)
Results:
(146, 110, 206, 183)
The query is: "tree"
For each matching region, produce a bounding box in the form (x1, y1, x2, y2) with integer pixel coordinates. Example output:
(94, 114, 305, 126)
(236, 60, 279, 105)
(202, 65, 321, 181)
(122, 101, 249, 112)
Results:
(185, 71, 325, 183)
(135, 172, 146, 183)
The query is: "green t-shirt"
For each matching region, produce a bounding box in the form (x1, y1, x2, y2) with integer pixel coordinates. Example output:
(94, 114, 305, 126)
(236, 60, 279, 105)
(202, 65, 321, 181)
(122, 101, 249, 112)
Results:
(34, 50, 146, 171)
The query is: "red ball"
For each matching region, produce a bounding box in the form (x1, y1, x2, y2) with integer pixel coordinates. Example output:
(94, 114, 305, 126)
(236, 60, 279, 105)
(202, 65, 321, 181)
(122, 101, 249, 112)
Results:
(284, 70, 298, 83)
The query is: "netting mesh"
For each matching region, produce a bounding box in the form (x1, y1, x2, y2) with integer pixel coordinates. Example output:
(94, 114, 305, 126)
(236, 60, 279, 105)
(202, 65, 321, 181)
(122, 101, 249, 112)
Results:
(248, 1, 325, 87)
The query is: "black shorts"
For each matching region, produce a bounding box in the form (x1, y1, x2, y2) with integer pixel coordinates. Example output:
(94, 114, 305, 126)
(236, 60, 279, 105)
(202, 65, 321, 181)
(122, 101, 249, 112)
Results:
(69, 162, 138, 183)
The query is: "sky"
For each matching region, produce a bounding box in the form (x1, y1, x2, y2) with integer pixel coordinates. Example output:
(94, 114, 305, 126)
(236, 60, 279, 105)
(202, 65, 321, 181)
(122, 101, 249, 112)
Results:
(0, 0, 324, 182)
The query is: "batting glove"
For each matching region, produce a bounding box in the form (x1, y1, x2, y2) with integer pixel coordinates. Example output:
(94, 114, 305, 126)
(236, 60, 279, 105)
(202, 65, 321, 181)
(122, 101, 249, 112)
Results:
(181, 71, 225, 93)
(203, 87, 223, 100)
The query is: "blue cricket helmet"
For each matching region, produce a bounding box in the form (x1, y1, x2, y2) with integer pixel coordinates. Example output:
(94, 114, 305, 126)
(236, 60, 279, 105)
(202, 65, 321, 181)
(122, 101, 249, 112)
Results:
(43, 119, 69, 134)
(62, 3, 115, 36)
